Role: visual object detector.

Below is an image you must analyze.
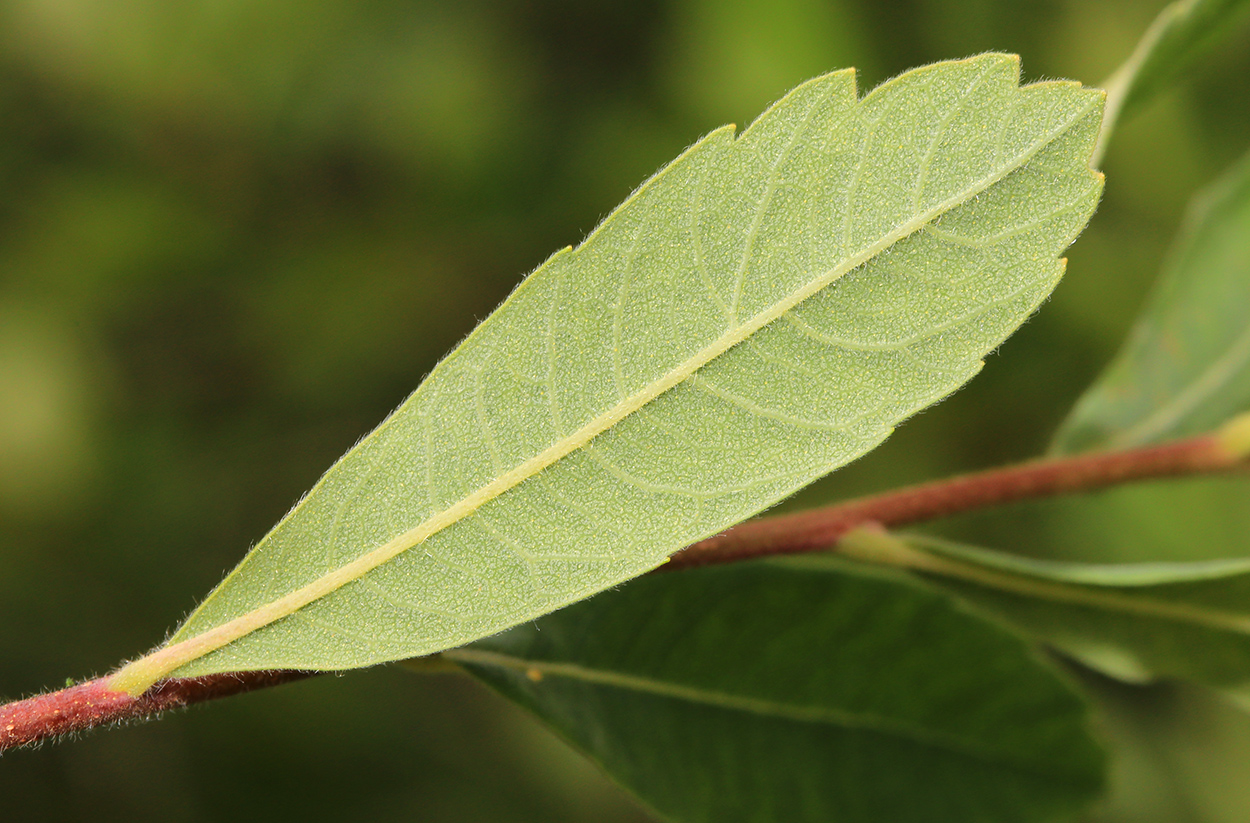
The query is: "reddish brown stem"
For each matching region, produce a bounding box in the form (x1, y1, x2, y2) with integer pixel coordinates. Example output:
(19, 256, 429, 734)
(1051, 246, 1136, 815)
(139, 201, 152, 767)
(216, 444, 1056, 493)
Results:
(2, 432, 1244, 753)
(1, 670, 312, 752)
(668, 433, 1241, 569)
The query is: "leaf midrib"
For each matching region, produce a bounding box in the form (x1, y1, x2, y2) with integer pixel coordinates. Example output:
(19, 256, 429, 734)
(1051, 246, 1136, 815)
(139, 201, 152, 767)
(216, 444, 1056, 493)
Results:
(448, 647, 1086, 781)
(109, 89, 1098, 695)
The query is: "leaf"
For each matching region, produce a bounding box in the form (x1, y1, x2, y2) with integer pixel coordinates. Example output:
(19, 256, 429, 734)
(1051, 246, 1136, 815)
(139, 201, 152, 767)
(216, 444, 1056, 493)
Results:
(1079, 675, 1250, 823)
(454, 560, 1107, 823)
(1095, 0, 1250, 162)
(1115, 0, 1250, 120)
(111, 54, 1104, 692)
(1054, 148, 1250, 453)
(838, 528, 1250, 695)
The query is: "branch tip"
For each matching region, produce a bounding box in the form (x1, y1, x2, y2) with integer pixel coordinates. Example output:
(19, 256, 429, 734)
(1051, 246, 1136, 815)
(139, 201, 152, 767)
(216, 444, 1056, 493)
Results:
(1217, 413, 1250, 462)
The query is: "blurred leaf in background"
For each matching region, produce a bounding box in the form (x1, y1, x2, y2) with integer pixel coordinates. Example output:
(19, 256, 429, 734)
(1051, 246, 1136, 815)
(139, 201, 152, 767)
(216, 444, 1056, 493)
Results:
(2, 0, 1250, 821)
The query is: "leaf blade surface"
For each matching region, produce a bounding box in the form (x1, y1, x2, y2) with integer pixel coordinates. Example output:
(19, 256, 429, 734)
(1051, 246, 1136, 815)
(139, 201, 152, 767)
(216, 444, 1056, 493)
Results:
(456, 560, 1107, 823)
(114, 54, 1104, 690)
(1055, 148, 1250, 453)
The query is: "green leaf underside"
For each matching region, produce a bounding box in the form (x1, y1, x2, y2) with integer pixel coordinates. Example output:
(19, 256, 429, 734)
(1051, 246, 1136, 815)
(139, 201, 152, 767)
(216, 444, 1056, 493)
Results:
(457, 561, 1105, 823)
(844, 530, 1250, 693)
(1114, 0, 1250, 120)
(1055, 147, 1250, 453)
(119, 54, 1102, 688)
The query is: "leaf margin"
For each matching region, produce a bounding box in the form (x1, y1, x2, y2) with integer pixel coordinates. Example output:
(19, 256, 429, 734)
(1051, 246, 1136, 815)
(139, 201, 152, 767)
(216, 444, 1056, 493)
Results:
(110, 54, 1106, 695)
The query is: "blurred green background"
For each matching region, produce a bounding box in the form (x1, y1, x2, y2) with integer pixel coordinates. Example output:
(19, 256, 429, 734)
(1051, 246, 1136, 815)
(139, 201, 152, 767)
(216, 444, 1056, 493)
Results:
(2, 0, 1249, 820)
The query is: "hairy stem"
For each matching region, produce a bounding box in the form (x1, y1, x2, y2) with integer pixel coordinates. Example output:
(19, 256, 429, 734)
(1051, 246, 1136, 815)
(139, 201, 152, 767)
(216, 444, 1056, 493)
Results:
(1, 671, 313, 752)
(3, 429, 1246, 753)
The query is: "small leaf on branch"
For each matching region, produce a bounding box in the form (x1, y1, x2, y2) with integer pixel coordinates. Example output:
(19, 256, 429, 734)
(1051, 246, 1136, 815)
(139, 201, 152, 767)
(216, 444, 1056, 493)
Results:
(1109, 0, 1250, 123)
(1055, 147, 1250, 453)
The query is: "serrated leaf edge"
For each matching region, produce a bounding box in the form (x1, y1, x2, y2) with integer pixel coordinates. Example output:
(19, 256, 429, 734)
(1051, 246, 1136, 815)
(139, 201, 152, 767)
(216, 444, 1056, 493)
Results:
(110, 59, 1101, 695)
